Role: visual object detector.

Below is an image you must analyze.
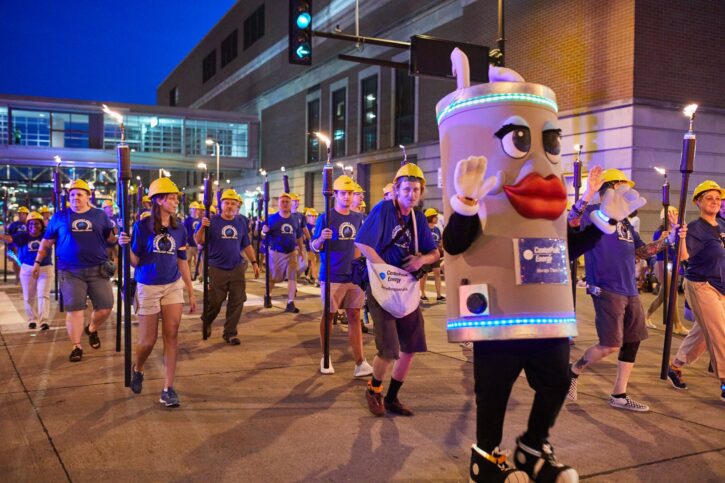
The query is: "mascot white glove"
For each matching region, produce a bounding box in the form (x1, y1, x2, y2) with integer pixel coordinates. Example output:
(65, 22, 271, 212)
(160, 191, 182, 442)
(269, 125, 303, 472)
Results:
(450, 156, 498, 217)
(590, 184, 647, 234)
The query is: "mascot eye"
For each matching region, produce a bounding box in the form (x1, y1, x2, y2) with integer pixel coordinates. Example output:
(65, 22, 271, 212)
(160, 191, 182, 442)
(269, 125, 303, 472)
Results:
(495, 124, 530, 159)
(543, 129, 562, 164)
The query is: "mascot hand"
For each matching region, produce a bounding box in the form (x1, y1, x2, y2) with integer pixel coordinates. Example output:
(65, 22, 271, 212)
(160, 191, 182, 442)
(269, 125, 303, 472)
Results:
(450, 156, 497, 216)
(591, 185, 646, 234)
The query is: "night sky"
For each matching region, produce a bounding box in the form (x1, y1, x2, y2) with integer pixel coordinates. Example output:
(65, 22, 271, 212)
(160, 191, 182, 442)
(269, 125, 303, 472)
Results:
(0, 0, 237, 105)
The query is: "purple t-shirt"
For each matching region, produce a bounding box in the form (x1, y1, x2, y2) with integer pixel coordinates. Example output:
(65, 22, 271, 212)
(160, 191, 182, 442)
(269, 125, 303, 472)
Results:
(207, 215, 251, 270)
(131, 218, 188, 285)
(45, 207, 114, 270)
(266, 212, 302, 253)
(313, 209, 364, 283)
(581, 204, 644, 296)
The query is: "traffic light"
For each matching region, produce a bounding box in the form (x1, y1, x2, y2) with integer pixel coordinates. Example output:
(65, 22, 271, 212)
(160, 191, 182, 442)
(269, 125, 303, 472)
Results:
(289, 1, 312, 65)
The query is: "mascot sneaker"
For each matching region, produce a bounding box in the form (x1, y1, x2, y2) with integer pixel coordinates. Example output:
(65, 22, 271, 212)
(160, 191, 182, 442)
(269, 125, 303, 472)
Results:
(514, 438, 578, 483)
(469, 445, 528, 483)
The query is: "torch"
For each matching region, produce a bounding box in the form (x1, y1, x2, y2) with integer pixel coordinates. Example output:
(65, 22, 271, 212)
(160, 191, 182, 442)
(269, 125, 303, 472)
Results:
(571, 143, 583, 306)
(2, 186, 7, 283)
(52, 156, 64, 310)
(661, 104, 698, 380)
(655, 166, 671, 337)
(282, 166, 290, 194)
(317, 131, 334, 371)
(201, 164, 213, 340)
(262, 170, 272, 308)
(255, 192, 263, 264)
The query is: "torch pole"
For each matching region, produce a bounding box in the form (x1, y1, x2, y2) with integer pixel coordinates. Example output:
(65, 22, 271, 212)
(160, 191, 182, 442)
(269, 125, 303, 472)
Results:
(322, 158, 333, 370)
(136, 181, 143, 221)
(118, 144, 133, 387)
(660, 108, 697, 380)
(52, 168, 60, 299)
(115, 174, 123, 353)
(263, 177, 272, 308)
(570, 145, 583, 307)
(660, 176, 670, 347)
(202, 174, 213, 340)
(255, 196, 263, 264)
(2, 188, 7, 283)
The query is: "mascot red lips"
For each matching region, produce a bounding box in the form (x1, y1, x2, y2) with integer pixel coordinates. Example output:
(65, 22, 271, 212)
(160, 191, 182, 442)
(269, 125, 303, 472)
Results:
(503, 173, 567, 220)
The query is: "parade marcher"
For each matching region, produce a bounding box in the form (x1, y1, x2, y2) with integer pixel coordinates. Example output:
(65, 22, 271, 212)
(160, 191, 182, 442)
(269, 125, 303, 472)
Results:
(34, 179, 117, 362)
(351, 183, 365, 214)
(262, 193, 306, 313)
(356, 163, 439, 417)
(311, 175, 373, 377)
(8, 206, 29, 282)
(646, 207, 689, 334)
(667, 180, 724, 401)
(382, 183, 395, 201)
(419, 208, 445, 302)
(304, 208, 319, 285)
(568, 169, 675, 412)
(118, 177, 196, 407)
(290, 193, 310, 281)
(5, 211, 52, 330)
(39, 205, 51, 224)
(184, 201, 202, 278)
(196, 189, 259, 345)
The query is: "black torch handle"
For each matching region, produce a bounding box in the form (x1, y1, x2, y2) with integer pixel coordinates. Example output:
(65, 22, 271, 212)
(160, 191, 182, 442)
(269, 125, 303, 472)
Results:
(202, 174, 213, 339)
(118, 144, 133, 387)
(322, 163, 333, 370)
(263, 180, 272, 308)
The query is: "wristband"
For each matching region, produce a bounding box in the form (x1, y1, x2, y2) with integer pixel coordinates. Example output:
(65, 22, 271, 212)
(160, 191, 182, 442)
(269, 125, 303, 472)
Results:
(34, 260, 41, 265)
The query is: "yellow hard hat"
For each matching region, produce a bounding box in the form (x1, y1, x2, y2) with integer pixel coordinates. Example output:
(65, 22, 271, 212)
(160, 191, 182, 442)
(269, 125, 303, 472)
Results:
(359, 200, 366, 209)
(289, 193, 300, 201)
(692, 180, 724, 203)
(102, 200, 114, 208)
(383, 183, 394, 195)
(394, 163, 426, 187)
(353, 183, 364, 194)
(210, 205, 218, 214)
(235, 193, 243, 202)
(68, 179, 91, 194)
(305, 208, 318, 216)
(17, 206, 30, 214)
(189, 201, 201, 210)
(142, 195, 151, 204)
(333, 175, 356, 191)
(600, 169, 635, 188)
(39, 205, 51, 214)
(424, 208, 439, 218)
(148, 178, 181, 199)
(221, 189, 240, 202)
(140, 211, 151, 220)
(27, 211, 43, 222)
(278, 193, 291, 200)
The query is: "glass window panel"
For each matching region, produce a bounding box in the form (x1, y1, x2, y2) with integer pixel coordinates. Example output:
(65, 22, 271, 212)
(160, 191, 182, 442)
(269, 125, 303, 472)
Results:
(183, 120, 248, 157)
(11, 110, 51, 146)
(0, 107, 8, 145)
(361, 75, 378, 153)
(307, 98, 320, 163)
(331, 88, 346, 158)
(394, 69, 415, 145)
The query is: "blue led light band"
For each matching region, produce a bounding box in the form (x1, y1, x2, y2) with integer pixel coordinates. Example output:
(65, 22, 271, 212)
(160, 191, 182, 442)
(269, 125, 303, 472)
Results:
(437, 93, 558, 125)
(447, 316, 576, 330)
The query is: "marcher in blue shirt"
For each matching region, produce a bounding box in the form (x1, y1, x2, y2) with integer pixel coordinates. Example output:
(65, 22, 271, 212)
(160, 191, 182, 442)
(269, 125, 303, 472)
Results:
(668, 180, 725, 400)
(419, 208, 445, 302)
(196, 189, 259, 345)
(262, 193, 306, 313)
(34, 179, 117, 363)
(568, 169, 674, 412)
(304, 208, 319, 285)
(4, 212, 52, 330)
(118, 177, 196, 408)
(184, 201, 203, 279)
(7, 206, 29, 283)
(311, 175, 372, 377)
(355, 163, 440, 417)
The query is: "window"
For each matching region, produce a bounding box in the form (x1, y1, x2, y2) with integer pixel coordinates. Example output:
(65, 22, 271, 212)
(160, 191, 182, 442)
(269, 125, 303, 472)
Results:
(51, 113, 89, 148)
(11, 110, 50, 146)
(394, 69, 415, 145)
(221, 30, 238, 67)
(243, 5, 265, 50)
(331, 87, 346, 157)
(202, 50, 216, 83)
(103, 115, 182, 153)
(306, 98, 320, 163)
(184, 120, 249, 157)
(360, 75, 378, 152)
(169, 86, 179, 107)
(0, 107, 7, 144)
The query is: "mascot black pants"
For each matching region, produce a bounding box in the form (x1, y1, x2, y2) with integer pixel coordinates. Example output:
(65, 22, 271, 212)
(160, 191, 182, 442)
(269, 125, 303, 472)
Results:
(474, 337, 570, 452)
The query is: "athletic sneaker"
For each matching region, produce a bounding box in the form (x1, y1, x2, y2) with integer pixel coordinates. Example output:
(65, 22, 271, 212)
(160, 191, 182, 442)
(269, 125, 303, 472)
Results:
(645, 317, 657, 329)
(384, 397, 414, 416)
(353, 359, 373, 377)
(285, 302, 300, 313)
(319, 357, 334, 375)
(420, 295, 429, 302)
(609, 394, 649, 412)
(667, 365, 688, 389)
(470, 445, 528, 483)
(159, 387, 180, 408)
(513, 438, 578, 482)
(365, 387, 385, 417)
(130, 365, 144, 394)
(436, 295, 446, 301)
(567, 367, 578, 401)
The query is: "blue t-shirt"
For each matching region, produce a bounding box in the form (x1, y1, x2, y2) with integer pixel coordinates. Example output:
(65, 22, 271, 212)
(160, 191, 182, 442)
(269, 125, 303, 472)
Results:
(581, 204, 644, 296)
(184, 216, 201, 242)
(207, 215, 251, 270)
(131, 219, 188, 285)
(355, 200, 437, 268)
(684, 217, 725, 294)
(431, 226, 442, 246)
(313, 209, 364, 283)
(44, 208, 114, 270)
(8, 220, 27, 236)
(13, 232, 52, 266)
(266, 212, 302, 253)
(653, 229, 675, 262)
(305, 223, 315, 250)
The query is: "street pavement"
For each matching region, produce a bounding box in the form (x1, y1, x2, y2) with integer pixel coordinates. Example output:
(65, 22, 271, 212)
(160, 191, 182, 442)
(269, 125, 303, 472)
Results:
(1, 276, 723, 482)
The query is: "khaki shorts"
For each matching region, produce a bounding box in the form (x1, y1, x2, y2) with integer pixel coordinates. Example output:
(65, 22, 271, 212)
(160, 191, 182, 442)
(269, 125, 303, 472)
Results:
(269, 249, 298, 283)
(321, 282, 364, 312)
(135, 278, 185, 316)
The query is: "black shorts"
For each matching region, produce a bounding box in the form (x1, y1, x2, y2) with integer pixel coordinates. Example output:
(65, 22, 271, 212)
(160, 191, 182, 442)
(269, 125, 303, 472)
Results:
(366, 286, 427, 359)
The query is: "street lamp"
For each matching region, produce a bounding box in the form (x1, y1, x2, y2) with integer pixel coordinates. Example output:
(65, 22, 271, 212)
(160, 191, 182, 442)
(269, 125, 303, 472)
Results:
(206, 138, 220, 186)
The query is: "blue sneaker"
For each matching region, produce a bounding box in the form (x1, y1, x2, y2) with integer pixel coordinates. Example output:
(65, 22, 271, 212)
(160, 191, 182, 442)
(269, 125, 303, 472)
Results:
(159, 387, 180, 408)
(667, 364, 687, 390)
(130, 365, 144, 394)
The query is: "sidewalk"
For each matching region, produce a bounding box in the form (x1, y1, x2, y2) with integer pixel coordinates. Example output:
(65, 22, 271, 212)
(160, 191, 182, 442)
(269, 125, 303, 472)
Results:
(1, 280, 723, 482)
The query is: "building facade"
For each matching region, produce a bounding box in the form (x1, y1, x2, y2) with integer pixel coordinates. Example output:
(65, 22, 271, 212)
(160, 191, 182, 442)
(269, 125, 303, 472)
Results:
(158, 0, 725, 238)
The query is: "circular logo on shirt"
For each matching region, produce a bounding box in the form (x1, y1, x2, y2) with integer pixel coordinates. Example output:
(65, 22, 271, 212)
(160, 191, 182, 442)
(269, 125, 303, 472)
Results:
(338, 222, 356, 240)
(72, 219, 93, 232)
(432, 231, 441, 244)
(616, 222, 633, 243)
(29, 240, 41, 252)
(391, 225, 411, 250)
(193, 220, 200, 231)
(152, 234, 176, 255)
(17, 225, 27, 232)
(221, 225, 238, 239)
(281, 223, 294, 235)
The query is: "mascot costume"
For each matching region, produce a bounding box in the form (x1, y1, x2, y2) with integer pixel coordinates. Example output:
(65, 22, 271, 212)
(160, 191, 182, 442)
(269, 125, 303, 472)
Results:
(438, 49, 642, 482)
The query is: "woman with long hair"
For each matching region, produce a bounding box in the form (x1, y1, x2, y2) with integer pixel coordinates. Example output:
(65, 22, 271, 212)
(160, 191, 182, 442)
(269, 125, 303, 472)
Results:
(118, 178, 196, 408)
